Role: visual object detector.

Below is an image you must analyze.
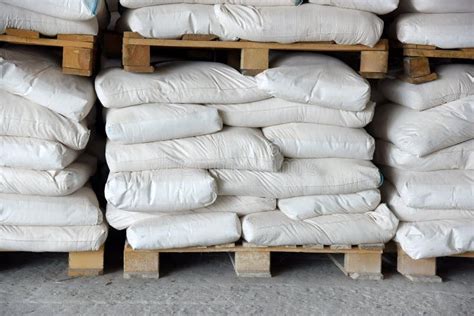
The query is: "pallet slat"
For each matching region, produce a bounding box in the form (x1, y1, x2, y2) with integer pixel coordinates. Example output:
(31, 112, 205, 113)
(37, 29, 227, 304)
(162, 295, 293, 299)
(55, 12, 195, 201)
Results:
(122, 32, 389, 78)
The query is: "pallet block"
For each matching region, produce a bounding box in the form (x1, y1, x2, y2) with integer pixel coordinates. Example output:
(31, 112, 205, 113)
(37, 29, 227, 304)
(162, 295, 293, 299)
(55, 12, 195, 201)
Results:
(0, 28, 96, 76)
(68, 245, 105, 277)
(122, 32, 389, 78)
(396, 244, 474, 282)
(400, 44, 474, 84)
(124, 241, 384, 280)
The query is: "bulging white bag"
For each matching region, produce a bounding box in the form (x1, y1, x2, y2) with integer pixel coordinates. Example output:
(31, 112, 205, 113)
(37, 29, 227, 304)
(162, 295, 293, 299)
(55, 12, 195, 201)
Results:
(208, 99, 375, 128)
(399, 0, 474, 13)
(120, 0, 301, 8)
(0, 136, 79, 170)
(242, 204, 398, 246)
(210, 158, 382, 198)
(256, 54, 371, 111)
(106, 127, 283, 172)
(105, 169, 217, 212)
(374, 140, 474, 172)
(0, 223, 108, 252)
(0, 187, 103, 226)
(0, 159, 95, 196)
(395, 220, 474, 259)
(379, 64, 474, 111)
(127, 212, 241, 249)
(382, 167, 474, 210)
(393, 13, 474, 49)
(0, 4, 100, 36)
(309, 0, 399, 15)
(0, 0, 105, 20)
(262, 123, 375, 160)
(215, 4, 383, 46)
(0, 48, 96, 121)
(278, 189, 381, 220)
(117, 4, 227, 39)
(381, 182, 474, 222)
(0, 91, 90, 150)
(105, 103, 222, 144)
(369, 99, 474, 157)
(95, 62, 269, 108)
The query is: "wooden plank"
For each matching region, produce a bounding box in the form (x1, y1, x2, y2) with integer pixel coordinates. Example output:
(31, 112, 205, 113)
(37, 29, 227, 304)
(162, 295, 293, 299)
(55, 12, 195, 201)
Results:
(399, 72, 438, 84)
(122, 41, 153, 72)
(330, 245, 352, 250)
(234, 251, 271, 277)
(403, 56, 431, 78)
(62, 47, 94, 72)
(360, 50, 388, 74)
(451, 252, 474, 258)
(63, 68, 93, 76)
(404, 48, 474, 59)
(344, 253, 383, 280)
(5, 28, 39, 38)
(68, 245, 104, 277)
(181, 34, 218, 41)
(57, 34, 95, 42)
(123, 33, 388, 52)
(397, 244, 441, 282)
(360, 72, 386, 79)
(241, 48, 269, 75)
(403, 44, 436, 50)
(123, 243, 160, 279)
(0, 34, 94, 48)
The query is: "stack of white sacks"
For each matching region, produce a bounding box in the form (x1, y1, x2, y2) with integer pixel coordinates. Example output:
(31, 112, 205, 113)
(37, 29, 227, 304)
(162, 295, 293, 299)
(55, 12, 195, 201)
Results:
(370, 64, 474, 259)
(117, 0, 398, 46)
(394, 0, 474, 48)
(0, 48, 108, 252)
(0, 0, 108, 36)
(96, 53, 399, 249)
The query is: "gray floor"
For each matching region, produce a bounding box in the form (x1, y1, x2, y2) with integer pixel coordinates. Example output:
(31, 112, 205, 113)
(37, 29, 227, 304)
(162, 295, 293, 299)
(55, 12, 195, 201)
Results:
(1, 245, 473, 315)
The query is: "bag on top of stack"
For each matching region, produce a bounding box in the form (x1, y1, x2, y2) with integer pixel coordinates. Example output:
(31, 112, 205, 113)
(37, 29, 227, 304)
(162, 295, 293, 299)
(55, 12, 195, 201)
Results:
(0, 48, 108, 252)
(211, 53, 398, 246)
(0, 0, 108, 36)
(117, 1, 396, 46)
(394, 0, 474, 48)
(96, 61, 282, 250)
(370, 64, 474, 259)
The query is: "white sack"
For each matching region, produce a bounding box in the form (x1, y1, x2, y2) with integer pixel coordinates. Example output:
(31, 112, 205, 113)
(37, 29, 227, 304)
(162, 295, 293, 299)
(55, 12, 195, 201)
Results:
(0, 0, 105, 20)
(105, 103, 222, 144)
(127, 212, 241, 249)
(0, 136, 79, 170)
(309, 0, 399, 14)
(382, 182, 474, 222)
(379, 64, 474, 111)
(242, 204, 398, 246)
(382, 167, 474, 210)
(208, 99, 375, 128)
(107, 195, 275, 230)
(215, 4, 383, 46)
(393, 13, 474, 49)
(0, 187, 103, 226)
(256, 54, 371, 111)
(0, 48, 96, 121)
(0, 4, 99, 36)
(0, 91, 90, 150)
(369, 99, 474, 157)
(395, 220, 474, 259)
(262, 123, 374, 160)
(105, 169, 217, 212)
(95, 62, 269, 108)
(106, 127, 283, 172)
(117, 4, 228, 39)
(120, 0, 301, 9)
(0, 160, 95, 196)
(0, 223, 107, 252)
(399, 0, 474, 14)
(374, 140, 474, 172)
(210, 158, 382, 198)
(278, 189, 381, 220)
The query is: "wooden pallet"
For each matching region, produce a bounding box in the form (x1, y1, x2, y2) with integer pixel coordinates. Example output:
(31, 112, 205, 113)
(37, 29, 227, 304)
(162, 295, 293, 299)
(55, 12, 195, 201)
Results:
(401, 44, 474, 84)
(1, 246, 105, 277)
(0, 28, 96, 76)
(122, 32, 389, 78)
(123, 241, 385, 280)
(396, 244, 474, 282)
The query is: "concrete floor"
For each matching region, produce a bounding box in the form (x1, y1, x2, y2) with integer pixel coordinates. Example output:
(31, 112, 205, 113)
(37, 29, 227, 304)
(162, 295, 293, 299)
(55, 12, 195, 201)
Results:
(1, 243, 473, 315)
